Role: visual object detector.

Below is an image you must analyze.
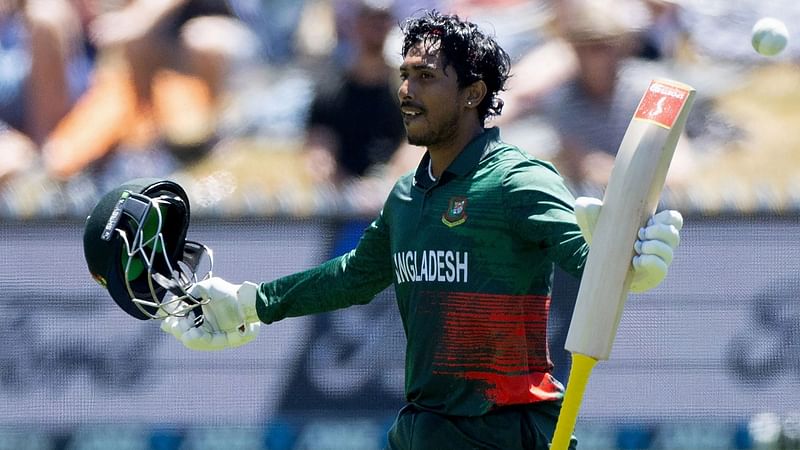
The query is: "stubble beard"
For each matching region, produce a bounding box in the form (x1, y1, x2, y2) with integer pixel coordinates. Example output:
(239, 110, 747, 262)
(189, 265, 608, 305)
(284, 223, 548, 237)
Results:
(406, 108, 462, 148)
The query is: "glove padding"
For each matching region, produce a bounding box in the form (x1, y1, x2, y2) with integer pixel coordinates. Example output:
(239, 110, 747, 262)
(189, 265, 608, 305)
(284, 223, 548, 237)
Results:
(161, 311, 260, 351)
(574, 196, 683, 293)
(160, 277, 261, 351)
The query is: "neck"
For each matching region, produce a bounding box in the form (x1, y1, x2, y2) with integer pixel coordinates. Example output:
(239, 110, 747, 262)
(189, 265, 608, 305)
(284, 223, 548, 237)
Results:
(427, 122, 484, 178)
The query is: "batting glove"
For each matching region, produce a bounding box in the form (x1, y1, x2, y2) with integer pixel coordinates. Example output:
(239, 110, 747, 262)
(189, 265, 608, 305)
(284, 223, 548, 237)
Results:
(161, 312, 260, 351)
(161, 277, 261, 351)
(574, 196, 683, 293)
(630, 209, 683, 292)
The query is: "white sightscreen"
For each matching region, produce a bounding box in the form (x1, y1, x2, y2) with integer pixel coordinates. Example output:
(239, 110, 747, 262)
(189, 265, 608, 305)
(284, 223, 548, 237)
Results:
(0, 215, 797, 449)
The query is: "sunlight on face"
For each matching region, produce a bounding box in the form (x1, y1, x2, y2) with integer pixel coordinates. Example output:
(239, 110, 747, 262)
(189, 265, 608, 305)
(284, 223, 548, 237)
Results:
(397, 41, 464, 148)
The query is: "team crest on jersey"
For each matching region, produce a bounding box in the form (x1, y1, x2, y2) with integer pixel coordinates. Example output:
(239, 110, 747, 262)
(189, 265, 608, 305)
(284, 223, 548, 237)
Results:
(442, 196, 468, 227)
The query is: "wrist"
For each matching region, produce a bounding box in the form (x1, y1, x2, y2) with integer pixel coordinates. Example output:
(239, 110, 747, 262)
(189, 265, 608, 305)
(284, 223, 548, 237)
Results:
(237, 281, 260, 324)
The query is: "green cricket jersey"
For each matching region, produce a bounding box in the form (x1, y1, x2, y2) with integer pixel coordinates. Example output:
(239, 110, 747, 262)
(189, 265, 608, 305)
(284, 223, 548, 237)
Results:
(255, 127, 590, 416)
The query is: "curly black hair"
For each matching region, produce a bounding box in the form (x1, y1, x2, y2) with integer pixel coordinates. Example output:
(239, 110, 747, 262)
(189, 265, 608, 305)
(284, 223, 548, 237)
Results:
(400, 10, 511, 124)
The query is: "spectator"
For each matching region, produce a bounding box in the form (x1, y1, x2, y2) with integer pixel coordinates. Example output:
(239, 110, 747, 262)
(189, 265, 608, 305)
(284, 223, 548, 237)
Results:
(228, 0, 315, 64)
(0, 0, 91, 182)
(502, 0, 694, 193)
(0, 0, 90, 142)
(303, 0, 409, 204)
(41, 0, 259, 182)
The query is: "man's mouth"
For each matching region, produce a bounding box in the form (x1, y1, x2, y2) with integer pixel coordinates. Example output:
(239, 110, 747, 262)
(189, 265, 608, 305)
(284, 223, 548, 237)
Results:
(401, 105, 424, 119)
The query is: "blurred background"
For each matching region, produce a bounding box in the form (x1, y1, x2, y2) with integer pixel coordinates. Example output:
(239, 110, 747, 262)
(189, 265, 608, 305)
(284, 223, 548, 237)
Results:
(1, 0, 799, 448)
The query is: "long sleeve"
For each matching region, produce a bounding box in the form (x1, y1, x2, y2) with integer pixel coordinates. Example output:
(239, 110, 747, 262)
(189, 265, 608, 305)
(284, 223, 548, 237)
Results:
(255, 213, 396, 324)
(502, 158, 590, 280)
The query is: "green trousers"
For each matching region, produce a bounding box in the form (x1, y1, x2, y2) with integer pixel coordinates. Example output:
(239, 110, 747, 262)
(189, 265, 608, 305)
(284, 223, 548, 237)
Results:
(385, 400, 578, 450)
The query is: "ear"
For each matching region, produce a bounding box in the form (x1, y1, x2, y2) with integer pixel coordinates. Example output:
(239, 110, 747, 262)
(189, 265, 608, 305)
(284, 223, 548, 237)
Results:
(464, 80, 488, 109)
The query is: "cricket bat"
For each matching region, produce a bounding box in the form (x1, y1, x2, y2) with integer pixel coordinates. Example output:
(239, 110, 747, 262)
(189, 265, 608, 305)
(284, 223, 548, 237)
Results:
(550, 79, 696, 450)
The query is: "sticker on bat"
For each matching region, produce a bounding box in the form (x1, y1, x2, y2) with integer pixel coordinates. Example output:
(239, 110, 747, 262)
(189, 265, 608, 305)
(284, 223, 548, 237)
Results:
(634, 80, 692, 129)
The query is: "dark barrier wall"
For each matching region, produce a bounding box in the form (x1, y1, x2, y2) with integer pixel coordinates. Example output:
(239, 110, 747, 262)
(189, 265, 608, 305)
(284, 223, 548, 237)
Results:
(0, 216, 798, 449)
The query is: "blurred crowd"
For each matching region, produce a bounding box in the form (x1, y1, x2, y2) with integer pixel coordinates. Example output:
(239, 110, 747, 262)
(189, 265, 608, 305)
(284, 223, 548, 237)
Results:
(0, 0, 798, 218)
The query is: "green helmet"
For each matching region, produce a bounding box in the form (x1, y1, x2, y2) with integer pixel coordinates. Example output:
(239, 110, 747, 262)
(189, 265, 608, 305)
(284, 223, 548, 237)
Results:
(83, 178, 213, 320)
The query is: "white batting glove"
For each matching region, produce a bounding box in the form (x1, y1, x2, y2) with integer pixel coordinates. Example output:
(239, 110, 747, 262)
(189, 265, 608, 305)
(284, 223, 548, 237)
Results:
(161, 315, 260, 351)
(574, 197, 683, 293)
(160, 277, 261, 351)
(574, 197, 603, 245)
(160, 313, 260, 351)
(189, 277, 261, 331)
(630, 209, 683, 292)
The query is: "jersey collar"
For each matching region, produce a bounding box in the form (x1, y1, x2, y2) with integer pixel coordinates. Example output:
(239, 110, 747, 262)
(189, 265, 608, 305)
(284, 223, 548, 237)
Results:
(413, 127, 501, 187)
(446, 127, 500, 177)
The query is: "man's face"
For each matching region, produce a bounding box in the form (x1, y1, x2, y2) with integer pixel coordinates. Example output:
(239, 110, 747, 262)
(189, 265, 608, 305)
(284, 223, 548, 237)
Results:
(398, 41, 464, 148)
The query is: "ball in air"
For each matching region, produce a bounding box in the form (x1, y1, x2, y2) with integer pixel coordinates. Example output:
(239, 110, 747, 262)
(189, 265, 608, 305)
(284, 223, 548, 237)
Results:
(751, 17, 789, 56)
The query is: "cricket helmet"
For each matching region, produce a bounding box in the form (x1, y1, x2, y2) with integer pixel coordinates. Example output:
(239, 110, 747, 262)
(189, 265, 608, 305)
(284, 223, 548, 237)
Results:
(83, 178, 213, 320)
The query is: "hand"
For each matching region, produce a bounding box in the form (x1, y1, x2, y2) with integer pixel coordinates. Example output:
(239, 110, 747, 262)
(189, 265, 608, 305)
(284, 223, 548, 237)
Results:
(574, 197, 603, 245)
(160, 277, 261, 351)
(630, 209, 683, 292)
(160, 310, 260, 351)
(189, 277, 260, 331)
(574, 197, 683, 293)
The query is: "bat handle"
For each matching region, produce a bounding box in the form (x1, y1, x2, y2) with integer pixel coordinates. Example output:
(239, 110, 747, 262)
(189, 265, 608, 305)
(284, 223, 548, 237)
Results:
(550, 353, 598, 450)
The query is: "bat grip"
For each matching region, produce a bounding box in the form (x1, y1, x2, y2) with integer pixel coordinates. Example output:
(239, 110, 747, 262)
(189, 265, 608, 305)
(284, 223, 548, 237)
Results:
(550, 353, 598, 450)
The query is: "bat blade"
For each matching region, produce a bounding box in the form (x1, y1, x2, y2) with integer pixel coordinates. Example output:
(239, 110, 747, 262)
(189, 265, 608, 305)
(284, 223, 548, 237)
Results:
(566, 78, 696, 361)
(550, 79, 696, 450)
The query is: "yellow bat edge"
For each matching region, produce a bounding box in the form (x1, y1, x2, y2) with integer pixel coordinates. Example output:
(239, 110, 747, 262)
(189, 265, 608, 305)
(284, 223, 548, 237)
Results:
(550, 353, 598, 450)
